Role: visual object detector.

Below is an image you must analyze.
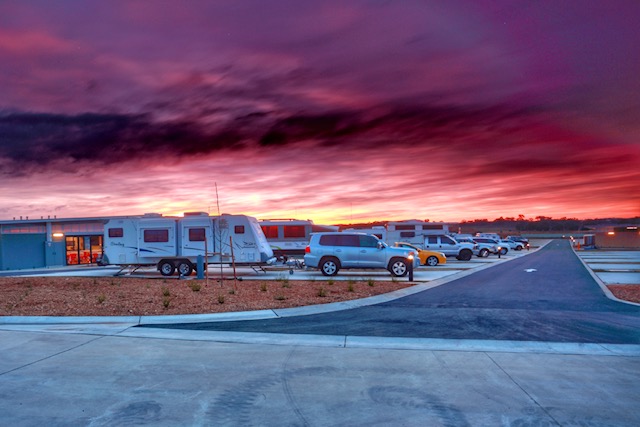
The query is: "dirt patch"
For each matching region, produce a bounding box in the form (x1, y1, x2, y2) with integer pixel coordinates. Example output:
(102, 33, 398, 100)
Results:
(608, 285, 640, 304)
(0, 276, 414, 317)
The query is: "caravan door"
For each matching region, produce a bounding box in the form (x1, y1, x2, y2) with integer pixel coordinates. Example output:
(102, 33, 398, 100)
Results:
(180, 218, 214, 258)
(137, 219, 177, 262)
(216, 215, 259, 263)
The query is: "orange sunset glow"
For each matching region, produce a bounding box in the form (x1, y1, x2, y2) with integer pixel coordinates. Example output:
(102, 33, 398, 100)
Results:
(1, 2, 639, 224)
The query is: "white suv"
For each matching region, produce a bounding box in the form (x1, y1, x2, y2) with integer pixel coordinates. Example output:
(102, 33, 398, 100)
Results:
(304, 232, 419, 277)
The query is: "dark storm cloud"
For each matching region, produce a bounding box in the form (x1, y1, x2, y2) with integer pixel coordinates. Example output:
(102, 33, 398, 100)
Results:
(1, 101, 537, 175)
(0, 112, 247, 175)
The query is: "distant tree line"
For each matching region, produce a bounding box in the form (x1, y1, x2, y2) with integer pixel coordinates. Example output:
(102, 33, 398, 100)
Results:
(459, 216, 639, 232)
(338, 216, 639, 233)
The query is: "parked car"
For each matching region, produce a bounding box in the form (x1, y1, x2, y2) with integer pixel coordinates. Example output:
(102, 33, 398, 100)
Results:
(500, 239, 525, 251)
(471, 237, 504, 257)
(507, 236, 530, 249)
(475, 233, 501, 241)
(423, 235, 476, 261)
(394, 242, 446, 266)
(304, 232, 419, 277)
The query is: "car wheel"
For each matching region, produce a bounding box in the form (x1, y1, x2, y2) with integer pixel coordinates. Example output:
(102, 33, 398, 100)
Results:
(478, 248, 489, 258)
(159, 261, 175, 276)
(457, 249, 473, 261)
(320, 258, 339, 276)
(426, 256, 439, 266)
(177, 262, 193, 276)
(500, 247, 508, 255)
(388, 259, 409, 277)
(515, 245, 522, 251)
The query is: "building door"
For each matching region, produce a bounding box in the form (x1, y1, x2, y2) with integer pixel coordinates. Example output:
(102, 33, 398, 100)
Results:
(65, 235, 103, 265)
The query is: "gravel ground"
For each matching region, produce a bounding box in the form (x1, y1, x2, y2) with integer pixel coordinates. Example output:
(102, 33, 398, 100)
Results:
(1, 277, 637, 317)
(0, 276, 413, 316)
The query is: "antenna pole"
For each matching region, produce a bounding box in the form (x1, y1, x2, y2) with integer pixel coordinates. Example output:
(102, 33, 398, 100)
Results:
(215, 182, 221, 216)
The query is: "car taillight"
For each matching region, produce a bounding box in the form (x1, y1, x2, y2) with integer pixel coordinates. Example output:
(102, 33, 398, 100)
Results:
(305, 246, 310, 253)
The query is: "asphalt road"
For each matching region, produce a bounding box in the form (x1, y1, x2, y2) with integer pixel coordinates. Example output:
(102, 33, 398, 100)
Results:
(143, 240, 640, 344)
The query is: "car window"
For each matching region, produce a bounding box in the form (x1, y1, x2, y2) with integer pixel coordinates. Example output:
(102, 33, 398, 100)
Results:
(337, 234, 360, 247)
(427, 236, 438, 244)
(359, 235, 379, 248)
(319, 234, 338, 246)
(441, 236, 455, 245)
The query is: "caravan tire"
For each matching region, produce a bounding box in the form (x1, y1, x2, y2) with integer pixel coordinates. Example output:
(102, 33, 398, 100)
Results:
(177, 262, 193, 277)
(159, 261, 175, 276)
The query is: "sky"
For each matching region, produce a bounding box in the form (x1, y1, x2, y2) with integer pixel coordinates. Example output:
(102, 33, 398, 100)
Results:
(1, 0, 639, 224)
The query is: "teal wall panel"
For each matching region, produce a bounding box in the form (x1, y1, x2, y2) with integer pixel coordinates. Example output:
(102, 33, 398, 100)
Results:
(0, 234, 46, 270)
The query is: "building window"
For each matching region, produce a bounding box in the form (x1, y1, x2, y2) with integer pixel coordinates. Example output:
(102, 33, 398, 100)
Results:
(108, 228, 124, 238)
(400, 231, 415, 238)
(234, 225, 245, 234)
(144, 229, 169, 242)
(188, 228, 205, 241)
(1, 224, 46, 234)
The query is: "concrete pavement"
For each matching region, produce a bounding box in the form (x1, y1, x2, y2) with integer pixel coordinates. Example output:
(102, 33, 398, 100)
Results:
(1, 327, 639, 426)
(1, 241, 639, 426)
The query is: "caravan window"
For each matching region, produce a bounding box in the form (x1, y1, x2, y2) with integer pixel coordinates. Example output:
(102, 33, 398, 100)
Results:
(234, 225, 245, 234)
(144, 229, 169, 242)
(395, 225, 415, 230)
(108, 228, 123, 238)
(400, 231, 415, 238)
(261, 225, 279, 238)
(422, 224, 444, 230)
(283, 225, 305, 238)
(188, 228, 205, 241)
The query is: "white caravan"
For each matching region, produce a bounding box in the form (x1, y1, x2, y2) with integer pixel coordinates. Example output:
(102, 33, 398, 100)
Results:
(101, 213, 274, 276)
(259, 219, 338, 258)
(341, 226, 387, 241)
(385, 220, 450, 247)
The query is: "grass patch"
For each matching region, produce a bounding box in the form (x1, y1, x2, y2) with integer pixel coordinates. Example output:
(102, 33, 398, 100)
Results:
(275, 294, 286, 301)
(260, 283, 268, 292)
(367, 279, 375, 287)
(317, 287, 327, 297)
(162, 297, 171, 308)
(162, 287, 171, 297)
(278, 277, 291, 288)
(347, 283, 354, 292)
(188, 282, 201, 292)
(217, 295, 225, 304)
(97, 294, 106, 304)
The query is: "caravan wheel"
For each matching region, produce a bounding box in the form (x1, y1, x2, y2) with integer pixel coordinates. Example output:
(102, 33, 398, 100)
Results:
(159, 261, 175, 276)
(178, 262, 193, 277)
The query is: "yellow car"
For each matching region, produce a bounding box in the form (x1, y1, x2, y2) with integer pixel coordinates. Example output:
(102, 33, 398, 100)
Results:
(394, 242, 446, 266)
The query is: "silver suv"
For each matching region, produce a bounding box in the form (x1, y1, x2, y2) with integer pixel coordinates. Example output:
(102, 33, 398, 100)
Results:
(423, 235, 476, 261)
(304, 232, 419, 277)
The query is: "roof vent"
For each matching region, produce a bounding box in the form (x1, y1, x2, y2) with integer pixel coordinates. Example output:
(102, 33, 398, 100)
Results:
(184, 212, 209, 216)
